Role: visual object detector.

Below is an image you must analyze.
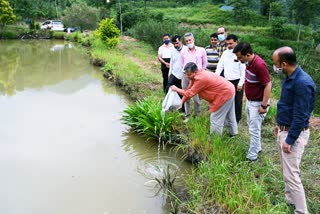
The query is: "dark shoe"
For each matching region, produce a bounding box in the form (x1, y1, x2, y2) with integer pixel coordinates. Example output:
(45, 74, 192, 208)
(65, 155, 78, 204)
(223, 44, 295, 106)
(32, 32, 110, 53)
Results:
(246, 158, 258, 162)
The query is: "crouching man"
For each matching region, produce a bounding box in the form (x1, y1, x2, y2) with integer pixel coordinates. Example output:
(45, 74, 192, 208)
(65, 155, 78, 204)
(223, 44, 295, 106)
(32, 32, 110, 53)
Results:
(171, 62, 237, 136)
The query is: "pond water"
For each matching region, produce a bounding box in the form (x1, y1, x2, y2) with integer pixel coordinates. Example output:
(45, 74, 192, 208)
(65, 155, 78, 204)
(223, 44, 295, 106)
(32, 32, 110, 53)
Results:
(0, 40, 191, 214)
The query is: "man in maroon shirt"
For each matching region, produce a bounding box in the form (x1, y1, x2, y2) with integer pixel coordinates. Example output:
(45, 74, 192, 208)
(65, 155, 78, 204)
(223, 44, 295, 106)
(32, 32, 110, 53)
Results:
(233, 42, 272, 161)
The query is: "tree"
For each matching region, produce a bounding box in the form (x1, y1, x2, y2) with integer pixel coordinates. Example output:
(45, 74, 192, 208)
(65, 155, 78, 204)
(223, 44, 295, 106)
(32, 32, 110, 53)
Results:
(94, 18, 120, 48)
(62, 3, 98, 31)
(290, 0, 320, 41)
(231, 0, 253, 26)
(0, 0, 16, 27)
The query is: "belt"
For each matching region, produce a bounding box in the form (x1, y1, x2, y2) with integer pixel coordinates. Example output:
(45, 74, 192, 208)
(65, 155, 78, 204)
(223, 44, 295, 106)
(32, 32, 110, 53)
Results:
(247, 99, 262, 102)
(278, 125, 309, 132)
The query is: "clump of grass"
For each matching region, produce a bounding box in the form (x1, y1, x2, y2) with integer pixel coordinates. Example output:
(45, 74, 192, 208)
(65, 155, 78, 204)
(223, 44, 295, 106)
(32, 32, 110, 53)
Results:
(121, 96, 182, 143)
(154, 165, 177, 192)
(180, 134, 291, 213)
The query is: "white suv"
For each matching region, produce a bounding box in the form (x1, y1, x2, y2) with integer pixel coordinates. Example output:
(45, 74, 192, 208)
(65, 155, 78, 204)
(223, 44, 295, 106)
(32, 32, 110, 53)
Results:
(40, 20, 64, 31)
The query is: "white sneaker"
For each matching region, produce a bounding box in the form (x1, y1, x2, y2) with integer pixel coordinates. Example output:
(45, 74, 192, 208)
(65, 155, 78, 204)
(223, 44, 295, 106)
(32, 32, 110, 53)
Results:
(183, 117, 190, 123)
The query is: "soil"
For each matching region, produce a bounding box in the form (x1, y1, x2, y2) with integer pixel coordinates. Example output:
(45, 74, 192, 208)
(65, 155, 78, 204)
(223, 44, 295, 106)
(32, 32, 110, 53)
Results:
(310, 117, 320, 129)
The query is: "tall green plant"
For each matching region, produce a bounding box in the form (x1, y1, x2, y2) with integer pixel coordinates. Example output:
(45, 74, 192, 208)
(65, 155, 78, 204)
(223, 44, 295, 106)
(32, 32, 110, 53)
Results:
(0, 0, 16, 28)
(121, 97, 182, 143)
(94, 18, 120, 48)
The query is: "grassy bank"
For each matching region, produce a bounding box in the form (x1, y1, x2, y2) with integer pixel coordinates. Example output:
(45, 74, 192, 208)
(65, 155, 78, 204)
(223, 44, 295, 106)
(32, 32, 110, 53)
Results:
(85, 35, 320, 213)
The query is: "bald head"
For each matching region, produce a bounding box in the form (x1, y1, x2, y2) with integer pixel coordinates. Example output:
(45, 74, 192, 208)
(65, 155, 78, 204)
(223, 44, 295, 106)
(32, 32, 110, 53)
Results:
(273, 46, 297, 66)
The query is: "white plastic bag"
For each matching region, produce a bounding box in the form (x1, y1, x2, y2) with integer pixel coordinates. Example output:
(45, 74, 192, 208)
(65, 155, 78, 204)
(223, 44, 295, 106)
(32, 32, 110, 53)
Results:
(162, 88, 182, 112)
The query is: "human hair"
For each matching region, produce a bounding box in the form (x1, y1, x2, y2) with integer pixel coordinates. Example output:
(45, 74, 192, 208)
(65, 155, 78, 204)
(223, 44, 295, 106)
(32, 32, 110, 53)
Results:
(210, 33, 218, 39)
(184, 62, 198, 73)
(278, 49, 297, 66)
(226, 34, 238, 42)
(233, 42, 253, 55)
(171, 35, 181, 43)
(184, 32, 194, 40)
(218, 26, 227, 32)
(162, 33, 170, 38)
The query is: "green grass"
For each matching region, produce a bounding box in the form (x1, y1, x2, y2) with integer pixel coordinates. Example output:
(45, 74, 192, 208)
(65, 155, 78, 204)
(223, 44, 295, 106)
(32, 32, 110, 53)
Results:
(86, 32, 319, 213)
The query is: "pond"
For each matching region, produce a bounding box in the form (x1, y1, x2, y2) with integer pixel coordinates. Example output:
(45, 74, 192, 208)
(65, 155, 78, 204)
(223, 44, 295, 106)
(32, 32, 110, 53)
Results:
(0, 40, 191, 214)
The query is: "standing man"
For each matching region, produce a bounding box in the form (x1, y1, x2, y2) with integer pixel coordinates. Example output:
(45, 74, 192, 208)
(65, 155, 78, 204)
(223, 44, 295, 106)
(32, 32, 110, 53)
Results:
(166, 35, 186, 93)
(216, 34, 245, 124)
(205, 33, 219, 72)
(158, 33, 175, 93)
(171, 62, 237, 136)
(217, 26, 228, 58)
(233, 42, 272, 162)
(180, 32, 207, 121)
(273, 47, 317, 214)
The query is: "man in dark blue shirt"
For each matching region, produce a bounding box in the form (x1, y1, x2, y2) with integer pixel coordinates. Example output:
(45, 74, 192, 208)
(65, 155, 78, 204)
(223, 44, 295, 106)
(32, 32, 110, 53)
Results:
(272, 46, 317, 214)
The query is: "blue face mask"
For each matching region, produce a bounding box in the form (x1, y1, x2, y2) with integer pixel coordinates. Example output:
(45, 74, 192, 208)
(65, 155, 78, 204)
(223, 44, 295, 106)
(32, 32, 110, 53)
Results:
(163, 40, 170, 45)
(218, 34, 225, 42)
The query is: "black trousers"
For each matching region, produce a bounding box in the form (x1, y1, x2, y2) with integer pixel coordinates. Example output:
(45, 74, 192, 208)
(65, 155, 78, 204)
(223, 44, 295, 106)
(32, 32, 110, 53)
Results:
(161, 58, 170, 93)
(166, 74, 185, 112)
(229, 79, 244, 123)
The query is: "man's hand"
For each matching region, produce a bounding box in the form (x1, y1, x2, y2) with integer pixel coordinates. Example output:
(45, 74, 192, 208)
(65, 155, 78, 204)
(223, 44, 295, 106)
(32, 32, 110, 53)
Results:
(165, 63, 170, 68)
(258, 106, 268, 114)
(170, 85, 178, 92)
(237, 85, 243, 92)
(282, 141, 292, 153)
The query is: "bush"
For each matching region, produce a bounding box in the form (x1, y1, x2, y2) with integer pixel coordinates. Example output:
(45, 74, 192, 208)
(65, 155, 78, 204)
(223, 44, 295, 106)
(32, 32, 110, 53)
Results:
(270, 17, 287, 39)
(52, 31, 65, 39)
(121, 97, 181, 143)
(0, 30, 17, 39)
(94, 18, 120, 48)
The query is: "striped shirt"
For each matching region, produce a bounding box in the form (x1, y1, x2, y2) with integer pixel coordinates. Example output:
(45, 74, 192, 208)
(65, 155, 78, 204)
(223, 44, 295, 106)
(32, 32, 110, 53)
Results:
(205, 45, 219, 72)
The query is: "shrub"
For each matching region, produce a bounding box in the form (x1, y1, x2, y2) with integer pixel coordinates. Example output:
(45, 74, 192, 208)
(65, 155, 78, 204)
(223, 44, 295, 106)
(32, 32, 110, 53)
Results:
(52, 31, 65, 39)
(121, 97, 182, 143)
(0, 30, 17, 39)
(94, 18, 120, 48)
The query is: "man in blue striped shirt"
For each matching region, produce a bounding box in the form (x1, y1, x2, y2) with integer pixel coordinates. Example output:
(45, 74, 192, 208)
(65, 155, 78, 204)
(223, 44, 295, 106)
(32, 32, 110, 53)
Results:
(273, 46, 317, 214)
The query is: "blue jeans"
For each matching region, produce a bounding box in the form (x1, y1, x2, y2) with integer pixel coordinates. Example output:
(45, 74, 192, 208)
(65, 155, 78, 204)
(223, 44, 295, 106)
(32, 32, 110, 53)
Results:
(246, 100, 267, 160)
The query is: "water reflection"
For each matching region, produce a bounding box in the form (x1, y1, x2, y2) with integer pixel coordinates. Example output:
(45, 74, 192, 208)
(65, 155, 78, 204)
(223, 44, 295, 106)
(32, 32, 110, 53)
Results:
(0, 40, 192, 214)
(0, 40, 96, 95)
(121, 131, 190, 187)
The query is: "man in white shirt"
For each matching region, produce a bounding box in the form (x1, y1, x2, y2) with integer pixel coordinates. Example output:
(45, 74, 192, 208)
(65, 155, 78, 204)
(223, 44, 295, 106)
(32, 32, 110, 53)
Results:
(166, 35, 186, 111)
(166, 35, 186, 92)
(216, 34, 245, 124)
(158, 33, 175, 93)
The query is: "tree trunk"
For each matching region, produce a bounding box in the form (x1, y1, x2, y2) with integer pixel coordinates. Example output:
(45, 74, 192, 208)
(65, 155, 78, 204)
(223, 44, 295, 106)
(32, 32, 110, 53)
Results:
(297, 23, 301, 42)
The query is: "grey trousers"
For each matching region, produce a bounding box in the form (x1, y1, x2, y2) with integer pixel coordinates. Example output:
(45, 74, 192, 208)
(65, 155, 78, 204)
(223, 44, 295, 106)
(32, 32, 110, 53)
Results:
(209, 95, 238, 136)
(277, 129, 310, 214)
(181, 74, 201, 117)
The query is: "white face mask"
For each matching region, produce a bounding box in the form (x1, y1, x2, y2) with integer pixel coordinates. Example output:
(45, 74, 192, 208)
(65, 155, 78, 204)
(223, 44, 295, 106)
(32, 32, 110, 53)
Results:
(187, 42, 194, 49)
(218, 34, 225, 42)
(273, 64, 283, 74)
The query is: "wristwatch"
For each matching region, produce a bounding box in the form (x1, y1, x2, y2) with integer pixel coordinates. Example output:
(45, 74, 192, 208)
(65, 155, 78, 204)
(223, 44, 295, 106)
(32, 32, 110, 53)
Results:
(261, 104, 270, 109)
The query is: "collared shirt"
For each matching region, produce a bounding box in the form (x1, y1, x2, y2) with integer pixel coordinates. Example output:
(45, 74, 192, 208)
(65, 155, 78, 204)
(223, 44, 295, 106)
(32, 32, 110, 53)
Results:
(215, 49, 245, 86)
(180, 46, 208, 70)
(217, 42, 227, 58)
(205, 45, 219, 71)
(276, 66, 317, 145)
(169, 45, 186, 79)
(175, 70, 235, 112)
(245, 54, 270, 101)
(158, 43, 174, 59)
